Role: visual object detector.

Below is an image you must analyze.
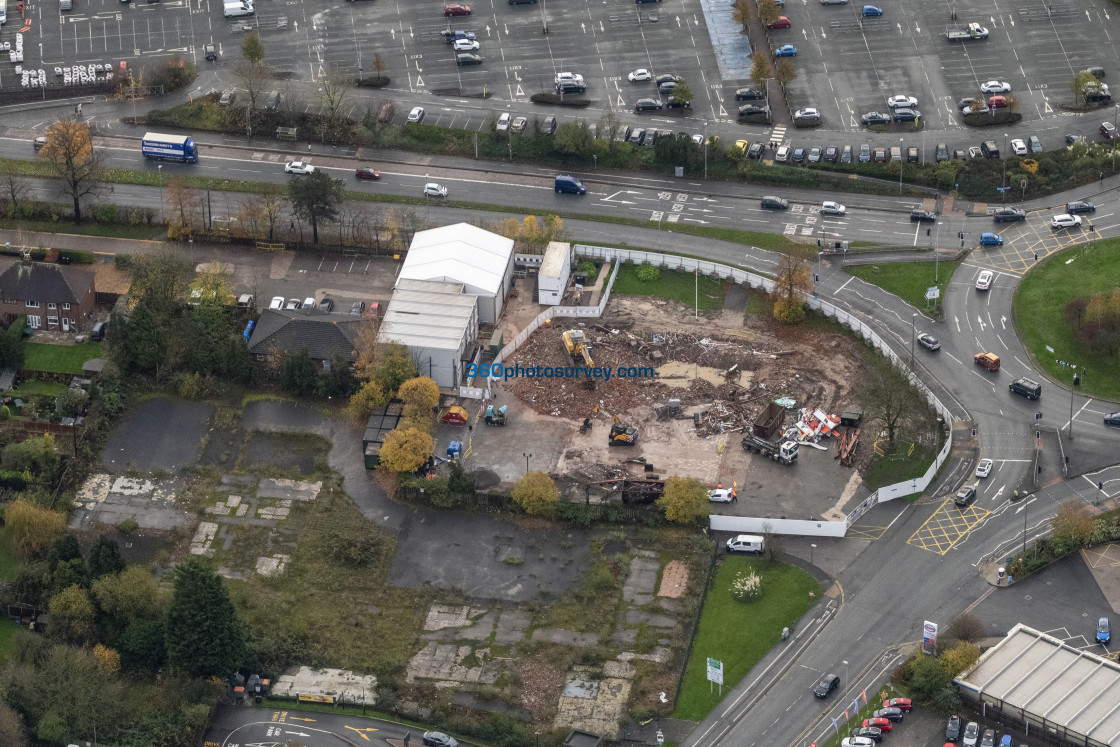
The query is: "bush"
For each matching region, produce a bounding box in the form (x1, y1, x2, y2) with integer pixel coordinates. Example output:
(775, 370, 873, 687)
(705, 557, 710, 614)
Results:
(58, 250, 96, 264)
(635, 263, 660, 282)
(529, 93, 592, 107)
(944, 613, 984, 643)
(116, 517, 138, 535)
(730, 570, 763, 602)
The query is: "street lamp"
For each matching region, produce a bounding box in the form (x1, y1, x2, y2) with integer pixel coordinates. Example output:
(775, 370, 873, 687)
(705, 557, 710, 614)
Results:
(910, 313, 917, 368)
(703, 121, 709, 179)
(523, 452, 532, 473)
(935, 221, 942, 282)
(816, 251, 822, 296)
(424, 172, 431, 221)
(507, 105, 513, 161)
(157, 164, 164, 221)
(1002, 133, 1008, 201)
(898, 137, 904, 194)
(843, 659, 849, 689)
(810, 543, 816, 565)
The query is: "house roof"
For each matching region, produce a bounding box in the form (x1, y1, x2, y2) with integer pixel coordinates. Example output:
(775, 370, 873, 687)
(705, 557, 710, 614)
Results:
(398, 223, 514, 296)
(247, 309, 371, 361)
(0, 259, 94, 304)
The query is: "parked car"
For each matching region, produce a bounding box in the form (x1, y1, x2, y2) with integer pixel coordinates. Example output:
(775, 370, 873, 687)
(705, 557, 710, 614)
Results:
(453, 38, 479, 51)
(892, 108, 920, 122)
(861, 4, 882, 15)
(377, 102, 395, 123)
(962, 722, 980, 747)
(219, 89, 236, 106)
(808, 146, 823, 162)
(738, 104, 769, 118)
(636, 98, 663, 112)
(820, 201, 846, 216)
(654, 73, 678, 87)
(887, 94, 917, 108)
(284, 298, 301, 310)
(854, 727, 883, 742)
(841, 144, 852, 163)
(976, 458, 993, 478)
(861, 111, 891, 126)
(842, 739, 875, 747)
(872, 147, 887, 163)
(767, 15, 791, 28)
(748, 142, 765, 159)
(824, 145, 839, 162)
(423, 732, 459, 747)
(792, 147, 806, 163)
(1097, 616, 1111, 644)
(1066, 200, 1096, 214)
(795, 107, 821, 122)
(628, 68, 651, 82)
(355, 167, 381, 180)
(858, 144, 870, 162)
(774, 44, 798, 57)
(976, 270, 994, 289)
(981, 729, 996, 747)
(873, 707, 904, 722)
(1028, 135, 1043, 152)
(318, 298, 334, 313)
(935, 143, 949, 161)
(510, 116, 527, 133)
(813, 674, 840, 698)
(269, 296, 285, 310)
(775, 145, 791, 162)
(862, 718, 892, 733)
(981, 80, 1011, 93)
(993, 208, 1025, 222)
(496, 112, 511, 131)
(443, 3, 471, 15)
(456, 52, 483, 66)
(987, 95, 1008, 108)
(542, 115, 557, 135)
(1010, 138, 1028, 155)
(407, 106, 425, 122)
(1105, 412, 1120, 427)
(666, 97, 691, 109)
(917, 333, 940, 351)
(735, 87, 765, 100)
(946, 715, 962, 742)
(350, 300, 366, 316)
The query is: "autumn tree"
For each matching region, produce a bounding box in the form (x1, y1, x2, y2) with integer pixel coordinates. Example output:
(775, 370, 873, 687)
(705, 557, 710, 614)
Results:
(774, 59, 798, 88)
(770, 253, 811, 323)
(348, 379, 389, 422)
(288, 169, 344, 243)
(189, 261, 236, 303)
(165, 558, 247, 679)
(600, 100, 624, 150)
(511, 471, 560, 517)
(3, 499, 66, 557)
(37, 117, 107, 223)
(759, 0, 781, 26)
(1071, 70, 1097, 104)
(239, 187, 287, 240)
(164, 175, 205, 238)
(857, 355, 925, 449)
(749, 52, 773, 88)
(241, 32, 265, 64)
(92, 565, 164, 628)
(939, 641, 980, 677)
(48, 584, 97, 644)
(378, 427, 434, 473)
(656, 475, 709, 524)
(399, 376, 440, 417)
(374, 342, 418, 393)
(731, 0, 753, 29)
(92, 643, 122, 674)
(371, 52, 388, 84)
(671, 77, 694, 106)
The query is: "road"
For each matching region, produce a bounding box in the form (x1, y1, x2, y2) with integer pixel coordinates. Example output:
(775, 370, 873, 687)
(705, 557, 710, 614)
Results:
(204, 705, 403, 747)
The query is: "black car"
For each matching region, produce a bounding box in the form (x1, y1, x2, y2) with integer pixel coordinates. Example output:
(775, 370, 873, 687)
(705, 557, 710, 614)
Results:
(892, 108, 920, 122)
(738, 104, 769, 118)
(980, 729, 996, 747)
(735, 87, 765, 101)
(655, 73, 678, 87)
(955, 485, 977, 508)
(635, 98, 663, 112)
(747, 142, 765, 159)
(666, 97, 691, 109)
(993, 208, 1025, 222)
(813, 674, 840, 698)
(792, 147, 806, 163)
(318, 297, 334, 313)
(958, 97, 976, 110)
(349, 300, 366, 315)
(423, 733, 459, 747)
(855, 727, 883, 742)
(204, 43, 217, 61)
(824, 145, 839, 162)
(910, 209, 936, 222)
(455, 53, 483, 66)
(1105, 412, 1120, 427)
(873, 707, 904, 722)
(1066, 200, 1096, 214)
(861, 111, 891, 126)
(658, 80, 677, 95)
(917, 333, 941, 351)
(946, 715, 962, 742)
(1066, 133, 1086, 145)
(935, 143, 949, 162)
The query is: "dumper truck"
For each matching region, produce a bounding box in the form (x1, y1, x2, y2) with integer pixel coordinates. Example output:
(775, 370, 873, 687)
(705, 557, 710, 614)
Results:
(753, 402, 787, 440)
(946, 23, 988, 40)
(741, 434, 799, 465)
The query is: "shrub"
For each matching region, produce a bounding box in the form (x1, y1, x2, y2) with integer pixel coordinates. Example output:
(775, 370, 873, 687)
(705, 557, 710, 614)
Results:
(116, 517, 139, 535)
(944, 613, 984, 643)
(635, 263, 660, 282)
(93, 204, 119, 225)
(730, 569, 763, 602)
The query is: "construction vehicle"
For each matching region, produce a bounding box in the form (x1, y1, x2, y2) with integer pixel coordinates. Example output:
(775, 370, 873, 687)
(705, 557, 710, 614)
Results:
(485, 404, 507, 427)
(753, 402, 787, 440)
(608, 415, 638, 446)
(562, 329, 594, 366)
(741, 434, 798, 465)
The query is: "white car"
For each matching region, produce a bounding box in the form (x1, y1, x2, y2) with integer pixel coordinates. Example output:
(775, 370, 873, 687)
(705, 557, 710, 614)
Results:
(302, 296, 315, 309)
(841, 739, 876, 747)
(284, 161, 315, 175)
(887, 94, 918, 109)
(453, 38, 479, 51)
(407, 106, 425, 123)
(423, 182, 448, 197)
(980, 80, 1011, 94)
(975, 270, 993, 290)
(283, 298, 301, 310)
(628, 68, 651, 82)
(707, 487, 737, 503)
(976, 458, 994, 478)
(554, 71, 584, 84)
(821, 201, 846, 216)
(496, 112, 511, 131)
(775, 145, 791, 162)
(691, 133, 704, 145)
(1051, 213, 1082, 229)
(1010, 138, 1028, 155)
(269, 296, 285, 310)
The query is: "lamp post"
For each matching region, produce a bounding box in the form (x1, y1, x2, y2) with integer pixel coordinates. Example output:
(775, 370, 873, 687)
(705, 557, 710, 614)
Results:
(424, 172, 431, 221)
(816, 251, 822, 296)
(843, 659, 849, 689)
(157, 164, 164, 221)
(898, 137, 904, 194)
(1002, 132, 1008, 197)
(703, 121, 709, 179)
(910, 312, 917, 368)
(523, 452, 532, 473)
(507, 105, 513, 161)
(935, 221, 941, 282)
(810, 543, 816, 565)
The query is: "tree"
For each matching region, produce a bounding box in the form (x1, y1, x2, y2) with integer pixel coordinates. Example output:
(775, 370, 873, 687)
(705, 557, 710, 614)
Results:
(731, 0, 753, 29)
(3, 499, 65, 557)
(749, 52, 774, 88)
(909, 654, 950, 699)
(398, 376, 440, 417)
(235, 60, 274, 139)
(164, 175, 205, 238)
(0, 164, 30, 212)
(672, 77, 694, 106)
(377, 427, 434, 473)
(371, 53, 388, 84)
(374, 342, 418, 393)
(774, 59, 798, 87)
(770, 253, 811, 323)
(654, 132, 699, 167)
(348, 379, 388, 422)
(511, 471, 559, 517)
(0, 702, 28, 747)
(317, 68, 354, 132)
(288, 170, 344, 243)
(189, 260, 236, 303)
(656, 475, 708, 524)
(600, 100, 624, 150)
(241, 32, 265, 63)
(92, 643, 121, 674)
(280, 349, 319, 395)
(87, 536, 126, 580)
(48, 584, 97, 644)
(118, 617, 167, 672)
(164, 558, 247, 679)
(1071, 70, 1097, 104)
(49, 559, 89, 596)
(46, 532, 82, 572)
(553, 121, 595, 158)
(758, 0, 781, 26)
(939, 641, 980, 677)
(37, 117, 106, 223)
(857, 356, 924, 449)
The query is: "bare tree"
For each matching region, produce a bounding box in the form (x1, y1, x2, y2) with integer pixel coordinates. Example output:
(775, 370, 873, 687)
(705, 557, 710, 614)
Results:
(38, 117, 107, 223)
(731, 0, 753, 29)
(318, 68, 355, 129)
(0, 165, 30, 212)
(164, 176, 206, 236)
(371, 53, 388, 84)
(774, 59, 798, 87)
(235, 61, 273, 111)
(749, 52, 774, 88)
(857, 356, 925, 449)
(600, 100, 623, 150)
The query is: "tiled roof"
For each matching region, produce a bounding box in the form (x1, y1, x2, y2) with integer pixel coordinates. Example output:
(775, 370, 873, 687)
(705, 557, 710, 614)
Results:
(0, 259, 94, 304)
(247, 309, 370, 361)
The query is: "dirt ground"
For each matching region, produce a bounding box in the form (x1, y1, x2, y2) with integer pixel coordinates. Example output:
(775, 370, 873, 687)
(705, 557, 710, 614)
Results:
(483, 294, 872, 514)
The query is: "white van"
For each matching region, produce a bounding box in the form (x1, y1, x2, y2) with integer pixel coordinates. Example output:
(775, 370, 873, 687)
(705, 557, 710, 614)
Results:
(726, 534, 765, 554)
(223, 0, 253, 17)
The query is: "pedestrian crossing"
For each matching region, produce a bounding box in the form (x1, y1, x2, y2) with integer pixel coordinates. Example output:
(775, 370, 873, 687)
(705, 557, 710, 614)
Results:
(768, 125, 788, 146)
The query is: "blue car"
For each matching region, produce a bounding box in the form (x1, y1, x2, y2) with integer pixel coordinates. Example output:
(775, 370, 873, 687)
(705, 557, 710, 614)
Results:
(862, 4, 882, 15)
(774, 44, 798, 57)
(979, 232, 1003, 246)
(1098, 617, 1111, 644)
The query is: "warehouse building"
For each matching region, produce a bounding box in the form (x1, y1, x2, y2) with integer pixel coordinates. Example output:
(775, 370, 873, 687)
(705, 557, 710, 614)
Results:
(377, 279, 479, 390)
(954, 623, 1120, 747)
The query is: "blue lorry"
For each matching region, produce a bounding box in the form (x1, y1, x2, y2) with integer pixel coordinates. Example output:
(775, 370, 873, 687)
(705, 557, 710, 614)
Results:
(140, 132, 199, 163)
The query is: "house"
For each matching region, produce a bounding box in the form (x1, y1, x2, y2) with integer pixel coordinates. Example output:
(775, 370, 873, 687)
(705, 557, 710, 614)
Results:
(0, 258, 96, 332)
(246, 309, 370, 369)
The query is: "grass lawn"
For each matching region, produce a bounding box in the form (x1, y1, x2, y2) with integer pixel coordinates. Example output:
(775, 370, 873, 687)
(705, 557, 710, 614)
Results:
(24, 342, 103, 375)
(1014, 238, 1120, 400)
(0, 619, 20, 663)
(0, 536, 19, 581)
(674, 556, 821, 720)
(7, 379, 68, 397)
(846, 260, 961, 319)
(864, 444, 938, 491)
(611, 264, 728, 312)
(0, 217, 163, 241)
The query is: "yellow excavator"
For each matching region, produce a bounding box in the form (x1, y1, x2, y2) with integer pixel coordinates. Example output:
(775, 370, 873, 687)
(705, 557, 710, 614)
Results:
(607, 414, 638, 447)
(562, 329, 594, 366)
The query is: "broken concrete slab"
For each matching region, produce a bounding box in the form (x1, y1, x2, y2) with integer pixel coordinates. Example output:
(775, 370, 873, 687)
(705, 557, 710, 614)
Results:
(531, 629, 601, 647)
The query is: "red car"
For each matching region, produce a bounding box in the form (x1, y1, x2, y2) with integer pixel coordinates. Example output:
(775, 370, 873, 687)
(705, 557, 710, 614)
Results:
(883, 697, 912, 712)
(767, 15, 791, 28)
(444, 3, 471, 15)
(355, 167, 381, 181)
(987, 95, 1007, 108)
(862, 718, 892, 733)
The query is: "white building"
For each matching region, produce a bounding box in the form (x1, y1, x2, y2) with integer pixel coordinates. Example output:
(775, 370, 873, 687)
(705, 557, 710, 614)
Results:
(397, 223, 515, 324)
(377, 279, 479, 389)
(537, 241, 572, 306)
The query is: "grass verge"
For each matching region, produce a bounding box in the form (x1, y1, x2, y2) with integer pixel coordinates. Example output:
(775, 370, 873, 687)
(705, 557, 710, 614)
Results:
(0, 217, 164, 241)
(0, 536, 19, 581)
(864, 443, 938, 491)
(6, 379, 68, 397)
(24, 342, 103, 375)
(673, 556, 820, 720)
(1014, 238, 1120, 400)
(611, 264, 728, 312)
(0, 619, 20, 663)
(845, 260, 961, 318)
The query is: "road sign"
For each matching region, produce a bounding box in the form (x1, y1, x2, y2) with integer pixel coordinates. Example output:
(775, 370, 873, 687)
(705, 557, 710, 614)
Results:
(925, 286, 940, 300)
(706, 658, 723, 685)
(996, 186, 1010, 193)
